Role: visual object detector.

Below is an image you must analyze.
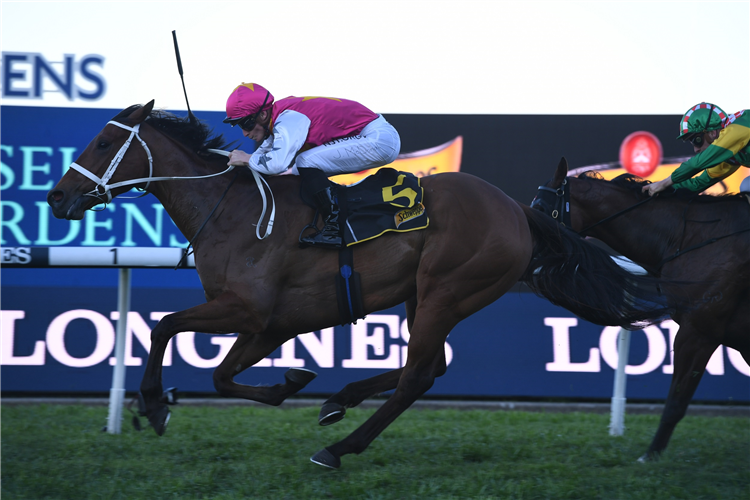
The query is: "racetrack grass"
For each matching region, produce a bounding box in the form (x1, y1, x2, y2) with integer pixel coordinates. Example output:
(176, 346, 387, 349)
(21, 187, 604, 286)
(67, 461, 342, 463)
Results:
(2, 404, 748, 499)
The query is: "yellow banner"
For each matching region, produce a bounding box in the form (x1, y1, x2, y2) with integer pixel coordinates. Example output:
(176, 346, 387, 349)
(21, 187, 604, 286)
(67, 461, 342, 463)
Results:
(592, 163, 748, 195)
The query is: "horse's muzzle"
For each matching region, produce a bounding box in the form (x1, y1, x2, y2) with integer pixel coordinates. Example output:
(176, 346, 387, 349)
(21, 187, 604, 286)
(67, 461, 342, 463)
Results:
(47, 189, 92, 220)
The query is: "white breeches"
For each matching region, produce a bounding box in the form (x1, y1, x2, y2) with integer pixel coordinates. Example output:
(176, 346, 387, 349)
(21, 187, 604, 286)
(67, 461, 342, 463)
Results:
(292, 115, 401, 176)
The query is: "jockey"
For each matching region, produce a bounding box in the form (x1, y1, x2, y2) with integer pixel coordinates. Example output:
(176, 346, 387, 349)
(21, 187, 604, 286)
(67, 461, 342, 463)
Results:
(223, 82, 401, 248)
(643, 103, 750, 196)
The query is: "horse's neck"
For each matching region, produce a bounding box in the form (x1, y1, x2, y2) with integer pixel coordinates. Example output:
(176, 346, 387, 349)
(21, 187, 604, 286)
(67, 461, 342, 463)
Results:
(575, 187, 679, 267)
(147, 145, 238, 242)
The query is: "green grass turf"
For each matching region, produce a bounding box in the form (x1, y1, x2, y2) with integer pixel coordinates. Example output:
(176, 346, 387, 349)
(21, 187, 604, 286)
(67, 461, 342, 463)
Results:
(2, 404, 748, 499)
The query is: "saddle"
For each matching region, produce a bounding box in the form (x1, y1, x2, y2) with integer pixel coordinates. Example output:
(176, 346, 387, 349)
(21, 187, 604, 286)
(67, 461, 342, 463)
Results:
(300, 168, 429, 248)
(299, 168, 430, 325)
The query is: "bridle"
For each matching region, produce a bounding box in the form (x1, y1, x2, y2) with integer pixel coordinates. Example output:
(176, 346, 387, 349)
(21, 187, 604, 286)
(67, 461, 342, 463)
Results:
(69, 120, 236, 204)
(530, 178, 572, 228)
(68, 119, 275, 242)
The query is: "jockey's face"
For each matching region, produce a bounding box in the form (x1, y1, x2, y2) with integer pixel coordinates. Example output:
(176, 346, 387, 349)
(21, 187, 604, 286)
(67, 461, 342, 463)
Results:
(691, 130, 720, 154)
(241, 110, 270, 143)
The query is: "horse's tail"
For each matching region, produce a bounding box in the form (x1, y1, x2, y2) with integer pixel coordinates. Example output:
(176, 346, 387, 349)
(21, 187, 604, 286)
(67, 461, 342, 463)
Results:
(520, 205, 674, 329)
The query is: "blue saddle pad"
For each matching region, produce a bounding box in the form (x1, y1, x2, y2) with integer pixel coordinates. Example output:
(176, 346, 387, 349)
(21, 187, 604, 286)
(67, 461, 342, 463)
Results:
(338, 168, 429, 247)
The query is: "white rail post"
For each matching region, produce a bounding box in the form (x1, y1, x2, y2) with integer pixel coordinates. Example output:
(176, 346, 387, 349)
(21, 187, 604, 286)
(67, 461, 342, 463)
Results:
(609, 327, 631, 436)
(107, 268, 131, 434)
(607, 256, 646, 437)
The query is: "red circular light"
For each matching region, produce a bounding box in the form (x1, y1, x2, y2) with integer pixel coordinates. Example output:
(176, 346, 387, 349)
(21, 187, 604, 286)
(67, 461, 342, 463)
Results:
(619, 131, 663, 178)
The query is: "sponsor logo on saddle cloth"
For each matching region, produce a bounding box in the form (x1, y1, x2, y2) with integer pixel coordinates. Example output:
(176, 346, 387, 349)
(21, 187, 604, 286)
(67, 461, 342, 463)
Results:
(395, 203, 426, 228)
(339, 168, 429, 246)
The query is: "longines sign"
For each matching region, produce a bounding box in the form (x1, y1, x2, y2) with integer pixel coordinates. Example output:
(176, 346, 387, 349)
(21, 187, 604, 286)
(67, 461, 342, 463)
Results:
(2, 289, 747, 400)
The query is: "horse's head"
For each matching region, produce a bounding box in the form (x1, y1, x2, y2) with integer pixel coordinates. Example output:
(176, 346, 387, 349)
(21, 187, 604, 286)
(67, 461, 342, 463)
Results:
(532, 156, 662, 247)
(47, 100, 156, 220)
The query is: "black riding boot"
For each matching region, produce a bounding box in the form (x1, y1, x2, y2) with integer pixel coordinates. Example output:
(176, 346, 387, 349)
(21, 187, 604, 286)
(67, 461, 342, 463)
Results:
(300, 186, 343, 249)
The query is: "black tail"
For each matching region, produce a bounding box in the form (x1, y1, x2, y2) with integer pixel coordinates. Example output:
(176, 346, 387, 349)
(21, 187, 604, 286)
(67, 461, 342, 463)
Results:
(521, 205, 673, 329)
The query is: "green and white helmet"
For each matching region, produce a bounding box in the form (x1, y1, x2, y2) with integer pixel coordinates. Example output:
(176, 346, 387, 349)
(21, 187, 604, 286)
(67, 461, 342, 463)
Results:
(677, 102, 728, 139)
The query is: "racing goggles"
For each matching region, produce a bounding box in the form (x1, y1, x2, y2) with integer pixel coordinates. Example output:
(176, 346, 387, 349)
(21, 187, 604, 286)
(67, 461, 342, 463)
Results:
(233, 115, 257, 131)
(683, 133, 705, 148)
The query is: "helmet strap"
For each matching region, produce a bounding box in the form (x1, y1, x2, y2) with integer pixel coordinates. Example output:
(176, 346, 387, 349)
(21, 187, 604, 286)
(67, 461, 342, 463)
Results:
(704, 103, 715, 132)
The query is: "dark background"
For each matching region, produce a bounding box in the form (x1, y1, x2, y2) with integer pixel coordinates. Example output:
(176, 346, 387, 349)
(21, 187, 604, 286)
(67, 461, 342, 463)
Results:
(384, 113, 687, 204)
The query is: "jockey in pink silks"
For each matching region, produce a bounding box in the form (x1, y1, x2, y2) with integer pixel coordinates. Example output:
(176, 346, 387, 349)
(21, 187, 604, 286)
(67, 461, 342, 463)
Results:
(224, 82, 401, 248)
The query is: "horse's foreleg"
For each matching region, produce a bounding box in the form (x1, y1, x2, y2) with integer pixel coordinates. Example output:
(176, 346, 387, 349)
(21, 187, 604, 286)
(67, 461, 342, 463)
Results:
(311, 311, 452, 468)
(140, 291, 253, 435)
(640, 325, 718, 461)
(212, 332, 317, 406)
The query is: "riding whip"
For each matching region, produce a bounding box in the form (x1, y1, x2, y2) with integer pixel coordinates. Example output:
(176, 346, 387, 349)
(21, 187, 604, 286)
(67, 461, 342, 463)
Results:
(171, 30, 197, 124)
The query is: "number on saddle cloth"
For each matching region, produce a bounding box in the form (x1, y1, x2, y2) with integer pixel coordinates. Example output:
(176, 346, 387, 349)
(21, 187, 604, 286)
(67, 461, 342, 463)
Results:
(337, 168, 429, 247)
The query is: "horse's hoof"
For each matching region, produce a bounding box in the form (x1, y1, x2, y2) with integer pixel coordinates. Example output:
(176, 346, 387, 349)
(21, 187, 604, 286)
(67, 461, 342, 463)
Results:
(318, 403, 346, 426)
(637, 451, 659, 463)
(284, 367, 318, 387)
(147, 405, 171, 436)
(160, 387, 179, 405)
(310, 448, 341, 469)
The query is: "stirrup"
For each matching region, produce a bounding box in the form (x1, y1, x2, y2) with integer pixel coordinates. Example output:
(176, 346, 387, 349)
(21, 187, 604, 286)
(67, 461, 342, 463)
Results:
(300, 215, 342, 249)
(300, 229, 343, 249)
(299, 209, 321, 248)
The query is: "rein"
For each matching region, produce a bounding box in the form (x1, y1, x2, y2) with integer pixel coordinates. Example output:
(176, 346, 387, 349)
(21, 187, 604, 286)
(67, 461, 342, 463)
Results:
(578, 196, 656, 236)
(207, 149, 275, 241)
(657, 227, 750, 268)
(533, 176, 656, 233)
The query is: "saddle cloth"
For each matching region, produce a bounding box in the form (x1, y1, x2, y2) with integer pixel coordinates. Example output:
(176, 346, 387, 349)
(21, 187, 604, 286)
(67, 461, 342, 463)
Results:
(336, 168, 429, 247)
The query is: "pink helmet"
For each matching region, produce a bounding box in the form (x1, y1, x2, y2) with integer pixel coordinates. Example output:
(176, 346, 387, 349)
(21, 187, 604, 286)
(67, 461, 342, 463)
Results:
(223, 83, 274, 125)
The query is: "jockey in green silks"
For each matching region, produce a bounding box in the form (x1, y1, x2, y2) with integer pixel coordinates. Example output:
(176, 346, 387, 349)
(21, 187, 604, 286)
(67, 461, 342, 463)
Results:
(643, 103, 750, 196)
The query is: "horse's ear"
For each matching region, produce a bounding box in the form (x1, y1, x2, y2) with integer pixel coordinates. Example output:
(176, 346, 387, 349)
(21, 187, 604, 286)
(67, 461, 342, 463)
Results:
(125, 100, 155, 125)
(553, 157, 568, 186)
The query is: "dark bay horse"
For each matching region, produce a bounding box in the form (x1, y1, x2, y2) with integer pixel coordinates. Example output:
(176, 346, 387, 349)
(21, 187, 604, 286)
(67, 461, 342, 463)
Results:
(532, 158, 750, 461)
(48, 102, 675, 469)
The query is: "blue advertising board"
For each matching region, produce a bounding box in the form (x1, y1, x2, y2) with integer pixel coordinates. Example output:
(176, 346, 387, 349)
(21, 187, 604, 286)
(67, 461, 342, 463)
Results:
(2, 105, 749, 401)
(3, 280, 749, 400)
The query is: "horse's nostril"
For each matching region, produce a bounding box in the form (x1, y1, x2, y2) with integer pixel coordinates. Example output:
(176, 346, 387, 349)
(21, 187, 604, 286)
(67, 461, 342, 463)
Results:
(48, 190, 64, 205)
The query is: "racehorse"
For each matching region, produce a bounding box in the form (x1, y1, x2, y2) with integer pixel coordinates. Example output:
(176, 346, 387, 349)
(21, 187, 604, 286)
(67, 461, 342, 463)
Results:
(47, 101, 676, 469)
(532, 157, 750, 461)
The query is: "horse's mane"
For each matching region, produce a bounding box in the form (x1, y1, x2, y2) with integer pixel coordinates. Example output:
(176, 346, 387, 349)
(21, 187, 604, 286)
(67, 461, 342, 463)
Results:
(579, 170, 747, 204)
(113, 105, 233, 155)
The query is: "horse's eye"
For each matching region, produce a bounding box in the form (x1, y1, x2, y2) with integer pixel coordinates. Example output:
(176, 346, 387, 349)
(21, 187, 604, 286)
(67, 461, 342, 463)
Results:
(97, 141, 110, 150)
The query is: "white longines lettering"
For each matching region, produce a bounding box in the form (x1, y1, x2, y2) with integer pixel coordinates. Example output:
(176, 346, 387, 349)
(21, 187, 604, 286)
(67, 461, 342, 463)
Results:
(342, 315, 453, 369)
(545, 317, 600, 372)
(544, 316, 750, 376)
(0, 311, 457, 371)
(46, 309, 115, 368)
(1, 310, 46, 365)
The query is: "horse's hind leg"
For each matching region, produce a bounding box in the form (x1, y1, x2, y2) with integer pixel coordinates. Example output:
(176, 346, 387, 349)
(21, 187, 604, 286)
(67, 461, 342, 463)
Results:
(317, 296, 422, 426)
(318, 368, 404, 426)
(311, 307, 455, 469)
(212, 333, 317, 406)
(640, 325, 718, 461)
